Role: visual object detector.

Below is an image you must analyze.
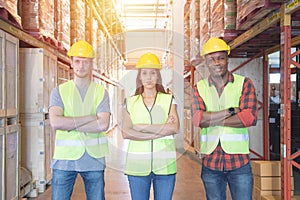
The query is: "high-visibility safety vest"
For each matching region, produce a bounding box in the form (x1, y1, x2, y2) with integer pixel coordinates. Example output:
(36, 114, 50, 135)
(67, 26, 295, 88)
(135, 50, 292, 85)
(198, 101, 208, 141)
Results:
(197, 74, 249, 154)
(53, 80, 109, 160)
(125, 92, 177, 176)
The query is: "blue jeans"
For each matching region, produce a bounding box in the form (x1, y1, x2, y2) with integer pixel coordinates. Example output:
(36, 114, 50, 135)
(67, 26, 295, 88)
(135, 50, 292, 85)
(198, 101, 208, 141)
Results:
(52, 169, 105, 200)
(201, 163, 253, 200)
(128, 172, 176, 200)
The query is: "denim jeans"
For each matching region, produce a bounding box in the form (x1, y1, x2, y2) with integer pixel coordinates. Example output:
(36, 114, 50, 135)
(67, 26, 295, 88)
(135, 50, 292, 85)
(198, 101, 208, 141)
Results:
(52, 169, 105, 200)
(201, 163, 253, 200)
(128, 172, 176, 200)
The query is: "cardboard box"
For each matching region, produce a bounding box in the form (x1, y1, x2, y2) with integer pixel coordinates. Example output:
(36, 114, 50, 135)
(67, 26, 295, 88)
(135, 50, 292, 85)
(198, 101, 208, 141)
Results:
(252, 161, 281, 177)
(253, 186, 294, 200)
(254, 176, 294, 191)
(261, 195, 300, 200)
(252, 161, 293, 177)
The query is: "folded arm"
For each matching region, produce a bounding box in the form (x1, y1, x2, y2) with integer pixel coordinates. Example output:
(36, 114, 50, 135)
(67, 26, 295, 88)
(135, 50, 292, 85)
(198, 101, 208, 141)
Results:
(120, 104, 179, 141)
(200, 107, 243, 128)
(191, 77, 258, 129)
(49, 106, 110, 133)
(133, 104, 179, 136)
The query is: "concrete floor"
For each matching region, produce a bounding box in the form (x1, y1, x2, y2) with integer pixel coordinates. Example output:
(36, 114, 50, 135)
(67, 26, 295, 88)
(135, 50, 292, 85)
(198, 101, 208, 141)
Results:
(24, 126, 300, 200)
(28, 126, 233, 200)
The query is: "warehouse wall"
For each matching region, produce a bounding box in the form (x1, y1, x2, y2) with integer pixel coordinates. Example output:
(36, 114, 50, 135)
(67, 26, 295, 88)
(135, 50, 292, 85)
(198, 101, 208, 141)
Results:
(229, 57, 264, 157)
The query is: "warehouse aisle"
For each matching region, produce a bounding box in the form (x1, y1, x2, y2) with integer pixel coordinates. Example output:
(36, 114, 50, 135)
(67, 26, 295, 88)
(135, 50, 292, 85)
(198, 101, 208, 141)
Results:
(29, 126, 228, 200)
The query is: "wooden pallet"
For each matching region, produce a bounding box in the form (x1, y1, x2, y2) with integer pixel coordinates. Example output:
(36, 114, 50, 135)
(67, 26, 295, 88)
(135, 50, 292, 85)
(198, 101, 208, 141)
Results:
(0, 8, 22, 29)
(24, 31, 58, 49)
(236, 1, 280, 30)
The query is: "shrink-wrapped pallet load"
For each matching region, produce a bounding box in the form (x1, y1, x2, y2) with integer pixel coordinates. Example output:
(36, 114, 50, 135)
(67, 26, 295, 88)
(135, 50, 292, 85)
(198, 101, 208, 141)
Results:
(199, 0, 237, 53)
(210, 0, 237, 37)
(19, 0, 55, 41)
(210, 0, 224, 38)
(70, 0, 85, 44)
(55, 0, 70, 50)
(0, 0, 21, 26)
(190, 0, 200, 64)
(184, 4, 190, 64)
(224, 0, 237, 30)
(236, 0, 264, 26)
(236, 0, 279, 30)
(199, 0, 210, 55)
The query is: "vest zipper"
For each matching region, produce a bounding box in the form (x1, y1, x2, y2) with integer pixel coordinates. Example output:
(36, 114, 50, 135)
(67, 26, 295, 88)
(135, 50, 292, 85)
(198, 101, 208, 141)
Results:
(141, 94, 156, 173)
(151, 139, 153, 172)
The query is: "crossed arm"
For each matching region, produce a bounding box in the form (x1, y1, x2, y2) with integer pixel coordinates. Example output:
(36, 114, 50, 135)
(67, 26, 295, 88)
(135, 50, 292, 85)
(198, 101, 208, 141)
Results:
(49, 106, 110, 133)
(200, 107, 244, 128)
(120, 104, 180, 141)
(191, 78, 258, 129)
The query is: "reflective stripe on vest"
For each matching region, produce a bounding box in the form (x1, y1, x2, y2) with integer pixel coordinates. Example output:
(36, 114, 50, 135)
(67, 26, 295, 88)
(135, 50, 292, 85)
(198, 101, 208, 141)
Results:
(55, 137, 108, 146)
(197, 74, 249, 154)
(126, 151, 176, 160)
(201, 133, 249, 142)
(125, 93, 177, 176)
(53, 80, 109, 160)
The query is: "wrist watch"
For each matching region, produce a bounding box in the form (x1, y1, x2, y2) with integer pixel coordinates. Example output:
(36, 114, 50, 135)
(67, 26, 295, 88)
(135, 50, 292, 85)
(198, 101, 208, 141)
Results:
(228, 107, 235, 116)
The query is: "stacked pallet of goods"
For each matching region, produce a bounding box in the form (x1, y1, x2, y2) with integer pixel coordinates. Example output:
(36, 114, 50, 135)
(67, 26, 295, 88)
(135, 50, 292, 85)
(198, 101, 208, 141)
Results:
(199, 0, 237, 50)
(0, 2, 20, 199)
(252, 160, 297, 200)
(236, 0, 280, 30)
(55, 0, 71, 51)
(0, 0, 21, 27)
(19, 0, 56, 46)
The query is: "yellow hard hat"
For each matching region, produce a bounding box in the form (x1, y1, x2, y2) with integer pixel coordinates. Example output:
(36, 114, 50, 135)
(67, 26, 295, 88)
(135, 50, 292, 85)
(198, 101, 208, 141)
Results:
(201, 37, 230, 56)
(136, 52, 162, 69)
(67, 40, 95, 58)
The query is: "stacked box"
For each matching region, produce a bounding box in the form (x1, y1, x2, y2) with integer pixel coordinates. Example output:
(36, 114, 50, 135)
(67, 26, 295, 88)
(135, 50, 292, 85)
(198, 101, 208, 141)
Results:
(20, 113, 53, 193)
(190, 0, 200, 63)
(85, 5, 92, 44)
(99, 35, 107, 74)
(0, 0, 21, 26)
(199, 0, 209, 54)
(70, 0, 85, 44)
(19, 48, 57, 114)
(95, 30, 106, 72)
(92, 18, 99, 69)
(4, 33, 18, 117)
(210, 0, 224, 37)
(261, 195, 300, 200)
(0, 29, 19, 200)
(236, 0, 264, 26)
(252, 161, 294, 200)
(19, 0, 55, 40)
(55, 0, 70, 50)
(0, 30, 19, 117)
(199, 0, 237, 53)
(224, 0, 237, 30)
(19, 48, 58, 194)
(184, 3, 190, 64)
(236, 0, 279, 30)
(5, 124, 20, 200)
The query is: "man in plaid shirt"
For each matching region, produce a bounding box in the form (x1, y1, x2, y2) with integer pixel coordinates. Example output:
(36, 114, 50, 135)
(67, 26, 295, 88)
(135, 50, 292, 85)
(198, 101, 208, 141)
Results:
(191, 37, 258, 200)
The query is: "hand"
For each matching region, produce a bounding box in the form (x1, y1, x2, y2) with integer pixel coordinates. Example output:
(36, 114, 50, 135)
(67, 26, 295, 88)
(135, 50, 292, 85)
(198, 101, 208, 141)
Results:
(234, 107, 241, 113)
(167, 115, 176, 124)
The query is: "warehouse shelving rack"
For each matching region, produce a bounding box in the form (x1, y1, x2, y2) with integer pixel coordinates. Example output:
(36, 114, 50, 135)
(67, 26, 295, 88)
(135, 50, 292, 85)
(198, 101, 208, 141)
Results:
(0, 19, 69, 65)
(222, 1, 300, 199)
(0, 1, 125, 199)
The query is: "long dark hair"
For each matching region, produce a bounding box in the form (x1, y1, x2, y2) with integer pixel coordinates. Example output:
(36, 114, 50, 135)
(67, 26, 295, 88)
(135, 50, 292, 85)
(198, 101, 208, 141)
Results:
(134, 68, 167, 95)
